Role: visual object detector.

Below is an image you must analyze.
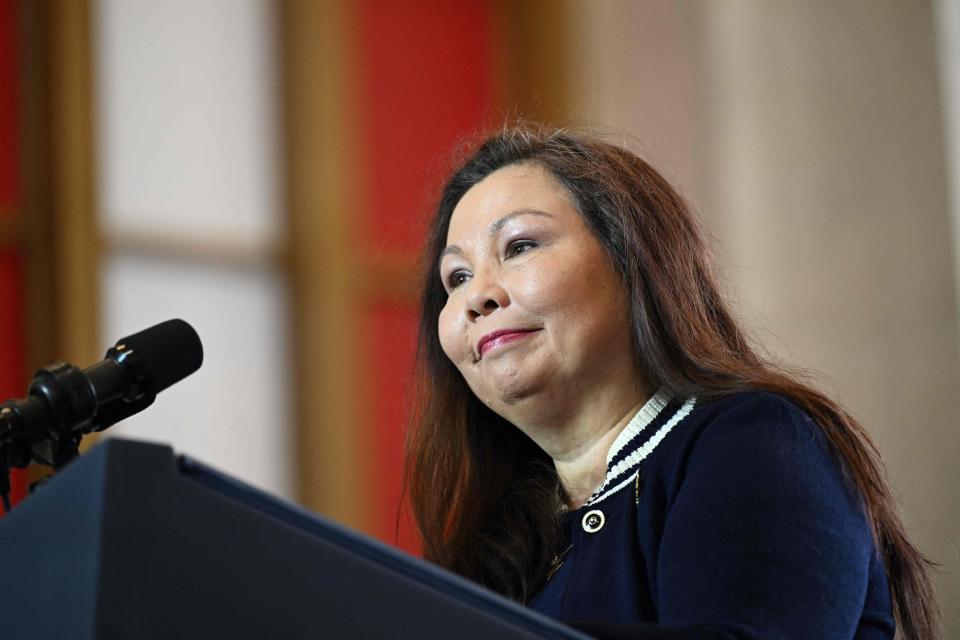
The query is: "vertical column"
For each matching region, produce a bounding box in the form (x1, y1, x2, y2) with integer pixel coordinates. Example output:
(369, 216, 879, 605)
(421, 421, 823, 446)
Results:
(281, 0, 365, 529)
(701, 2, 960, 631)
(47, 0, 99, 367)
(934, 0, 960, 354)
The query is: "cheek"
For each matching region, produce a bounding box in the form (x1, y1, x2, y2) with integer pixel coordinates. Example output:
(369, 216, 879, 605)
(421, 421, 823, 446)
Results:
(437, 304, 464, 363)
(514, 260, 587, 319)
(515, 250, 628, 341)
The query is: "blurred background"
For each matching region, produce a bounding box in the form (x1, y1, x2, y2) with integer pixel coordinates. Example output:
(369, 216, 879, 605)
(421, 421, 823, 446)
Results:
(0, 0, 958, 632)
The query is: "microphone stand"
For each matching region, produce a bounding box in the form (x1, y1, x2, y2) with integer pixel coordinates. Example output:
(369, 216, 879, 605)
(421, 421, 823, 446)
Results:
(0, 406, 82, 515)
(0, 319, 202, 514)
(0, 359, 157, 514)
(0, 463, 10, 512)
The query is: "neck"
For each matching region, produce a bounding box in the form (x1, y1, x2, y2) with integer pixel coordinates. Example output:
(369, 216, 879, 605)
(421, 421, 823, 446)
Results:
(553, 399, 643, 507)
(509, 385, 647, 509)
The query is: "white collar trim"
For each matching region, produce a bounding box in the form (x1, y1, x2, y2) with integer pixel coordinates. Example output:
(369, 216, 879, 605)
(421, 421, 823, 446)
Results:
(587, 393, 697, 506)
(605, 387, 672, 466)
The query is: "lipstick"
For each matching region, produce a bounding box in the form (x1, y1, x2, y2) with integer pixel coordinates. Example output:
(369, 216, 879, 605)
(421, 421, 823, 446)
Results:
(476, 329, 540, 358)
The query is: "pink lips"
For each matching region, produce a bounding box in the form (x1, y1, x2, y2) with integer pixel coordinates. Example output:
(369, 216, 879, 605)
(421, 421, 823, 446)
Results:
(476, 329, 540, 358)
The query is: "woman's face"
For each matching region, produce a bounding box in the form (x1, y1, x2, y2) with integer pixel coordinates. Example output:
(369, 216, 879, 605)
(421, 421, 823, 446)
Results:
(437, 163, 639, 423)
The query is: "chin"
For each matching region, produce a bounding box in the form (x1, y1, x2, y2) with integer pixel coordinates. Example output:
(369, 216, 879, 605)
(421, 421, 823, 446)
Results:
(468, 358, 556, 410)
(495, 385, 535, 406)
(467, 376, 532, 410)
(491, 374, 556, 411)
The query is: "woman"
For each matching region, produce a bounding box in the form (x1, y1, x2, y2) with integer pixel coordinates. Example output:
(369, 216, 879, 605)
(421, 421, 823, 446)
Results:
(404, 125, 939, 639)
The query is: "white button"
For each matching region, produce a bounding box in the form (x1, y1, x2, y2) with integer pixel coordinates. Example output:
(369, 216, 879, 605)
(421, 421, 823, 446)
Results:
(582, 509, 605, 533)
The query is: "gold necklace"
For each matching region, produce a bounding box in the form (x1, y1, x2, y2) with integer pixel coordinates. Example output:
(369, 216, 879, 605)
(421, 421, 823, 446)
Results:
(546, 544, 573, 581)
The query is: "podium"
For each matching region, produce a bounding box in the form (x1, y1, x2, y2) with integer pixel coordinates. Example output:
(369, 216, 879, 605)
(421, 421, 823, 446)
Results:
(0, 439, 588, 639)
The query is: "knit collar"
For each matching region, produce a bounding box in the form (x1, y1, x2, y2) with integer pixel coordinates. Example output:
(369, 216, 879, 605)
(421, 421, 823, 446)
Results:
(584, 388, 696, 506)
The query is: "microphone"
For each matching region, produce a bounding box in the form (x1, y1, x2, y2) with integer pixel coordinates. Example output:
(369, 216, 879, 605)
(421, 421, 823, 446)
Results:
(0, 319, 203, 470)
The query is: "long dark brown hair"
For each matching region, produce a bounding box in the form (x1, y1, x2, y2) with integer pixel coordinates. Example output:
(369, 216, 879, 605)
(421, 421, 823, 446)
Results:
(404, 124, 940, 638)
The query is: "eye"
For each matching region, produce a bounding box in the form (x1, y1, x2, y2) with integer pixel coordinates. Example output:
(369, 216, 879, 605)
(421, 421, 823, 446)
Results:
(505, 239, 537, 258)
(446, 269, 471, 290)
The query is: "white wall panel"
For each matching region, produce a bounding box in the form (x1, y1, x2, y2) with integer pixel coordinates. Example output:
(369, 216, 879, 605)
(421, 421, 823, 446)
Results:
(100, 255, 292, 498)
(92, 0, 291, 497)
(95, 0, 280, 244)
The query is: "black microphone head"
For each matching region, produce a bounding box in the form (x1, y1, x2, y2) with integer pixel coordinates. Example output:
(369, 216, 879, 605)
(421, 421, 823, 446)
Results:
(115, 319, 203, 393)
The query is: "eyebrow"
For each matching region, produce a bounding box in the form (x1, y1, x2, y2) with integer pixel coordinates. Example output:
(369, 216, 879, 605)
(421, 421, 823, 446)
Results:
(488, 208, 555, 235)
(438, 208, 555, 267)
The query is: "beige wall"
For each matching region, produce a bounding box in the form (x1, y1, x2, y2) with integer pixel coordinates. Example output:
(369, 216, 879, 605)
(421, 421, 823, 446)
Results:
(567, 0, 959, 633)
(567, 2, 707, 205)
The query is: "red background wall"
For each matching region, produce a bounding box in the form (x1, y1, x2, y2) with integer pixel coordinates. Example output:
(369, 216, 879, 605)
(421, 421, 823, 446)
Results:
(0, 0, 28, 506)
(352, 1, 502, 552)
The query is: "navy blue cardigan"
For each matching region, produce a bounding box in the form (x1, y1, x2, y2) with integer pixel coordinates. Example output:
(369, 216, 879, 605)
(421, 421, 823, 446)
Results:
(528, 391, 895, 639)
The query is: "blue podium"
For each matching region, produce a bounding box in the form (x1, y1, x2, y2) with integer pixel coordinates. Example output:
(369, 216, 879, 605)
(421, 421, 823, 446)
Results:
(0, 439, 588, 639)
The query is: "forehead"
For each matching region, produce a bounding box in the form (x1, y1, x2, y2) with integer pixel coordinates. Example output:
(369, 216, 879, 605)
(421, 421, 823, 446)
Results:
(446, 163, 576, 242)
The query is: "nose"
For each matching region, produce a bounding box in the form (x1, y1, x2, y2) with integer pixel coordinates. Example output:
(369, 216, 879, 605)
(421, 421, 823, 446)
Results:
(465, 276, 509, 321)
